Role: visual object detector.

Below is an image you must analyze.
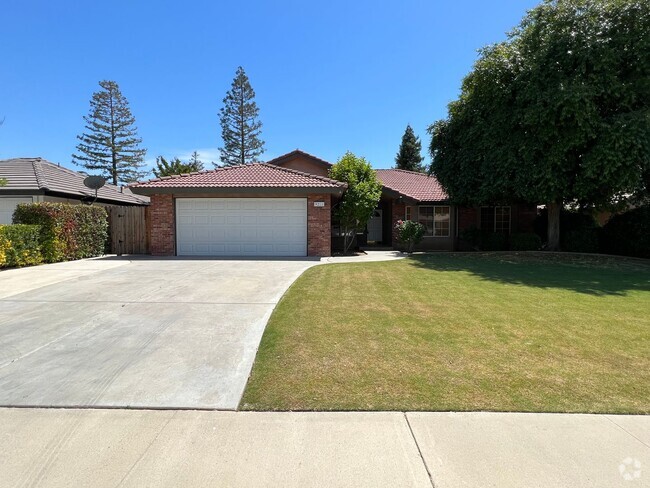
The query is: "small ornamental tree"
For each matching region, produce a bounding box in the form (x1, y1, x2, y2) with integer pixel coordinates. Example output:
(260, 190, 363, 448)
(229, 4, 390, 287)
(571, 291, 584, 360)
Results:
(330, 152, 382, 253)
(395, 124, 425, 172)
(395, 220, 425, 253)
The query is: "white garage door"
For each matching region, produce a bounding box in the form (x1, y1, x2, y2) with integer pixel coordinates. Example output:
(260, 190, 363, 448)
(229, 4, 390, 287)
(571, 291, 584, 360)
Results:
(176, 198, 308, 256)
(0, 197, 32, 225)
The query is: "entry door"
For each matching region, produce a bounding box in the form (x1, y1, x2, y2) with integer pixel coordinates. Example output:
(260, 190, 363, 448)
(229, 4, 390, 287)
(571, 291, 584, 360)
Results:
(175, 198, 307, 256)
(367, 208, 383, 242)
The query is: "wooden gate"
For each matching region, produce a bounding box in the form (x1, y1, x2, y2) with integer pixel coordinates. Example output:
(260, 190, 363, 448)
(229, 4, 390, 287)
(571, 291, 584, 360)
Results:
(107, 206, 149, 255)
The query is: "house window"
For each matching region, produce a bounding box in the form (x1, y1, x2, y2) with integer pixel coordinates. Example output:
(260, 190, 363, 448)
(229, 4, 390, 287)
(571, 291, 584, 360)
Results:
(405, 206, 412, 221)
(418, 206, 450, 237)
(481, 206, 511, 233)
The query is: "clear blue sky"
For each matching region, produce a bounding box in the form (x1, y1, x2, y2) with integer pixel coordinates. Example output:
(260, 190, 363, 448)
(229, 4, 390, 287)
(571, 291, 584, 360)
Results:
(1, 0, 539, 172)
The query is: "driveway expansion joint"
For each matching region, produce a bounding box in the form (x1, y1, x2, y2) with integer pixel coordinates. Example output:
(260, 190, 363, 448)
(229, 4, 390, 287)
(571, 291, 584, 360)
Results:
(404, 412, 436, 488)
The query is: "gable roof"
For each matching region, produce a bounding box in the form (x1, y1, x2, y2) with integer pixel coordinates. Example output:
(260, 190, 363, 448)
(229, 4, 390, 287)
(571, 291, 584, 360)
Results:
(266, 149, 333, 168)
(130, 163, 346, 194)
(0, 158, 149, 205)
(376, 169, 448, 202)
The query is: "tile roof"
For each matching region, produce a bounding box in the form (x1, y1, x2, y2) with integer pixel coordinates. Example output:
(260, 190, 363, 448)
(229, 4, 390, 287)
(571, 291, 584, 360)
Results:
(376, 169, 449, 202)
(0, 158, 150, 205)
(266, 149, 333, 168)
(131, 163, 346, 190)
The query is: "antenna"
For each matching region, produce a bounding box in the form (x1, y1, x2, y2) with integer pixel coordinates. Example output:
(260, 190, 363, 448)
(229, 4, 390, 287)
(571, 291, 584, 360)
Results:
(83, 175, 106, 204)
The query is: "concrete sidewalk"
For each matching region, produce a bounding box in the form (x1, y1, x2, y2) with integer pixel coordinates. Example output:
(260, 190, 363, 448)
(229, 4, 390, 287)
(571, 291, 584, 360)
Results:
(2, 409, 648, 487)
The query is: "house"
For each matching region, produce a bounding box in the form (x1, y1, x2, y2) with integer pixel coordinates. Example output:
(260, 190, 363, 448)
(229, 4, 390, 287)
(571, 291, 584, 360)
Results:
(129, 150, 536, 257)
(0, 158, 150, 224)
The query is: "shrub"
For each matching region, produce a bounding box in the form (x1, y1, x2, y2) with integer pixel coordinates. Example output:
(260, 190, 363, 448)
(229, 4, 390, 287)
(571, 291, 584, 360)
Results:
(600, 205, 650, 259)
(480, 232, 508, 251)
(395, 220, 425, 253)
(0, 224, 43, 268)
(459, 225, 481, 250)
(509, 233, 542, 251)
(13, 203, 108, 262)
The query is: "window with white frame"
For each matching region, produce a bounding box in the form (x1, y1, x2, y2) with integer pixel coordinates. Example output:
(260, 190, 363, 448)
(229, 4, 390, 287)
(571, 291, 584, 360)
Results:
(418, 206, 450, 237)
(481, 206, 511, 233)
(405, 206, 412, 221)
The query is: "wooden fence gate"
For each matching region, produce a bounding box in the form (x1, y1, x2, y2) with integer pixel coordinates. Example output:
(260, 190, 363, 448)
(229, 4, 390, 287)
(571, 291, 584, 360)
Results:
(107, 206, 149, 255)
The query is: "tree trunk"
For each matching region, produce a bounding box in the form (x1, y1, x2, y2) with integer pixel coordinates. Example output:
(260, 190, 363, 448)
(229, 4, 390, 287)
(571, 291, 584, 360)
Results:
(547, 201, 561, 251)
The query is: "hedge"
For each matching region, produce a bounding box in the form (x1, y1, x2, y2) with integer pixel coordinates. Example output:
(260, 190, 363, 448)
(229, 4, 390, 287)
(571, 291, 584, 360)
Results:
(0, 224, 43, 268)
(13, 203, 108, 263)
(510, 232, 542, 251)
(600, 205, 650, 259)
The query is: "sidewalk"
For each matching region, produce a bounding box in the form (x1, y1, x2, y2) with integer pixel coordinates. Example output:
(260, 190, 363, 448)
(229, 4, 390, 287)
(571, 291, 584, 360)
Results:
(2, 408, 648, 487)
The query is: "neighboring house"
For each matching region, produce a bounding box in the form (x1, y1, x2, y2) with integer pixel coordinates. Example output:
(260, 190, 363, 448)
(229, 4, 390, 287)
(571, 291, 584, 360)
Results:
(0, 158, 149, 224)
(130, 150, 536, 257)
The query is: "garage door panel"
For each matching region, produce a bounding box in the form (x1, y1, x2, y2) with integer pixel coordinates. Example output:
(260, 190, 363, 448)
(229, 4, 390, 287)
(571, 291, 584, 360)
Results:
(176, 198, 307, 256)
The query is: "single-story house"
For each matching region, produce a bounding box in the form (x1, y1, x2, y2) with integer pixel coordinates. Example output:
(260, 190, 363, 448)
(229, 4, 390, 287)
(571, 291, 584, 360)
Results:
(0, 158, 149, 224)
(130, 150, 536, 257)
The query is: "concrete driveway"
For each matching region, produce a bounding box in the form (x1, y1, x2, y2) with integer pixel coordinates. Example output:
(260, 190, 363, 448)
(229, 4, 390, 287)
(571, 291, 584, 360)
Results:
(0, 256, 317, 409)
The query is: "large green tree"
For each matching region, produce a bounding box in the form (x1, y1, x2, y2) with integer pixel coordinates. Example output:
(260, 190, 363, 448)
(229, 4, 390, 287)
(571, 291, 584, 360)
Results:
(219, 67, 265, 166)
(429, 0, 650, 250)
(72, 80, 147, 185)
(395, 124, 425, 172)
(330, 152, 382, 253)
(152, 154, 205, 178)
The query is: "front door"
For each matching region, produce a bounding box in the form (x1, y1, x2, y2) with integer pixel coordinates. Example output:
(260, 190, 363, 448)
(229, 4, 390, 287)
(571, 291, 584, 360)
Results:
(367, 208, 383, 242)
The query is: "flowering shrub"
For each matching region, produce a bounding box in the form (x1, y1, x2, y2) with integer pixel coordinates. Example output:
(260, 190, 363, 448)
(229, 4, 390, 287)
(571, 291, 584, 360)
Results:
(395, 219, 425, 253)
(13, 203, 108, 263)
(0, 224, 43, 268)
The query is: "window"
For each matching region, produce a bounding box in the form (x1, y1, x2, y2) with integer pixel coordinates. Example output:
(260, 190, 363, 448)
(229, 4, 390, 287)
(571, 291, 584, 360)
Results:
(418, 206, 450, 237)
(481, 206, 511, 233)
(405, 206, 412, 221)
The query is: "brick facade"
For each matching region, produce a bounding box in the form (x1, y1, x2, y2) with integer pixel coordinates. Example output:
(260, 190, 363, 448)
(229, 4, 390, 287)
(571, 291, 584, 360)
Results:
(457, 206, 478, 233)
(147, 193, 333, 257)
(149, 194, 175, 256)
(307, 194, 332, 256)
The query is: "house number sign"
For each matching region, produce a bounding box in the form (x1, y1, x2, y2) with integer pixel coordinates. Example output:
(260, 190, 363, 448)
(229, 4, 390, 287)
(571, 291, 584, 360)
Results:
(313, 201, 325, 207)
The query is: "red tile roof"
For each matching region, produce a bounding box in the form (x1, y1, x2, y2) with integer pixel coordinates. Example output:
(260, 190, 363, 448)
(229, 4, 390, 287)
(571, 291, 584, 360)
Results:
(266, 149, 333, 168)
(130, 163, 346, 190)
(376, 169, 448, 202)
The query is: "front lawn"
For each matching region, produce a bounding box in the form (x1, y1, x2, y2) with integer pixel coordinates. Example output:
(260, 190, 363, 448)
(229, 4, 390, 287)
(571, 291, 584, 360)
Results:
(241, 253, 650, 413)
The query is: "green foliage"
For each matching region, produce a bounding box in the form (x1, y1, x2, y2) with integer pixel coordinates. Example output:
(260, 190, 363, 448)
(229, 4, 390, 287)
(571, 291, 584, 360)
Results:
(153, 155, 204, 178)
(481, 232, 508, 251)
(0, 177, 7, 187)
(510, 233, 542, 251)
(0, 225, 43, 268)
(395, 219, 425, 252)
(13, 203, 108, 263)
(395, 124, 424, 172)
(219, 67, 265, 166)
(601, 205, 650, 258)
(330, 152, 382, 253)
(72, 80, 147, 185)
(429, 0, 650, 250)
(534, 209, 599, 252)
(459, 225, 482, 250)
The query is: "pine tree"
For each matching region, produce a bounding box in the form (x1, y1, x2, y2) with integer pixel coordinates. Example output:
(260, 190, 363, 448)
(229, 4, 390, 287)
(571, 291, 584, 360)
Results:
(72, 80, 147, 185)
(152, 155, 205, 178)
(395, 124, 424, 172)
(218, 67, 265, 166)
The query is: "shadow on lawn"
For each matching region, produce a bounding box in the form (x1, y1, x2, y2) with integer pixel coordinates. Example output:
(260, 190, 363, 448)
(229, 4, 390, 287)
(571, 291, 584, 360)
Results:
(407, 253, 650, 296)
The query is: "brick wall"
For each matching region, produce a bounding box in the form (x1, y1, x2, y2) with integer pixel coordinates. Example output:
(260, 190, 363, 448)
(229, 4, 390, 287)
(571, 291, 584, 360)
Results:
(307, 194, 332, 256)
(391, 200, 406, 249)
(149, 194, 175, 256)
(457, 206, 478, 232)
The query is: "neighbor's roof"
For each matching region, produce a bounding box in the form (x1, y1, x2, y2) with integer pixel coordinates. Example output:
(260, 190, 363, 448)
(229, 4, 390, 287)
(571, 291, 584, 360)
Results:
(266, 149, 333, 168)
(0, 158, 149, 205)
(130, 163, 346, 193)
(376, 169, 448, 202)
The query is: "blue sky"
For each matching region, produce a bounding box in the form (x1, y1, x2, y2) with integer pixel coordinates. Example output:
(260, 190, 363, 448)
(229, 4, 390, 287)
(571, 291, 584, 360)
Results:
(1, 0, 539, 172)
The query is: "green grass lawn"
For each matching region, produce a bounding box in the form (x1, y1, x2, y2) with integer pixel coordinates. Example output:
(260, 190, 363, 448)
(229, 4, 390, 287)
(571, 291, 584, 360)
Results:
(241, 253, 650, 413)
